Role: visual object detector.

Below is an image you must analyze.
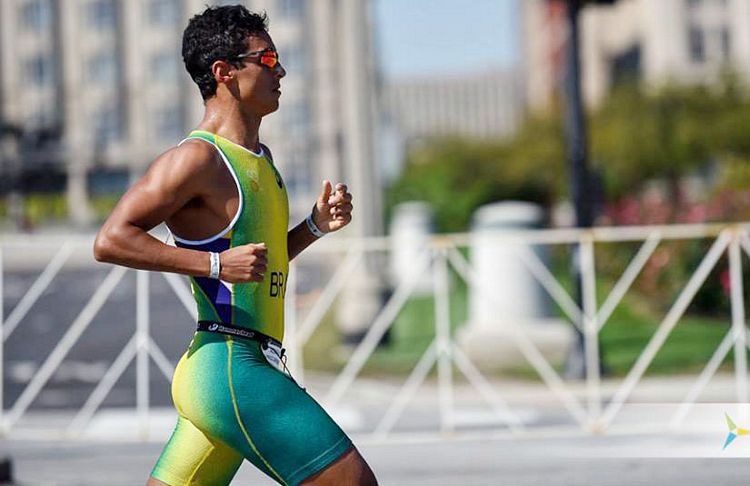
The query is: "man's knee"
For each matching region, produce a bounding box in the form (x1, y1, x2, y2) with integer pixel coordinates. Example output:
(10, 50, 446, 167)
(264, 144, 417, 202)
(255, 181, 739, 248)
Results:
(349, 451, 377, 486)
(302, 447, 377, 485)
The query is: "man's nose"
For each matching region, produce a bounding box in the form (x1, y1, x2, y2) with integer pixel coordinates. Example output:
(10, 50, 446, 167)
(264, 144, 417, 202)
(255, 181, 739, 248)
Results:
(274, 63, 286, 79)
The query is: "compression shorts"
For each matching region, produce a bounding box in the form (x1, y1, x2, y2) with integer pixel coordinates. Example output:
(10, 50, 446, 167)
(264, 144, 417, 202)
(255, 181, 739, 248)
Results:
(151, 331, 352, 485)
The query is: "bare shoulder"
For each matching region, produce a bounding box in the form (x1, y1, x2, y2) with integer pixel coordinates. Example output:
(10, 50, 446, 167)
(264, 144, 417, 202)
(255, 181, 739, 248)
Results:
(136, 140, 219, 193)
(151, 139, 220, 177)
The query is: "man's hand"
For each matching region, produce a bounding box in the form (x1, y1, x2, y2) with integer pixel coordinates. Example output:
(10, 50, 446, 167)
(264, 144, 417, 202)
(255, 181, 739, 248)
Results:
(313, 180, 353, 233)
(219, 243, 268, 283)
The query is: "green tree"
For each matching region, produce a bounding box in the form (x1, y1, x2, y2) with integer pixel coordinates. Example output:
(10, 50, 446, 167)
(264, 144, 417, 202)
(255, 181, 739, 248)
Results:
(386, 75, 750, 232)
(387, 126, 561, 232)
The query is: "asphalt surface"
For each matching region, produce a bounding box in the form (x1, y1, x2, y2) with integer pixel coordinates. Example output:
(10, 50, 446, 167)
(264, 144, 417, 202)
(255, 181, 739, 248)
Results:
(3, 433, 750, 485)
(4, 266, 196, 410)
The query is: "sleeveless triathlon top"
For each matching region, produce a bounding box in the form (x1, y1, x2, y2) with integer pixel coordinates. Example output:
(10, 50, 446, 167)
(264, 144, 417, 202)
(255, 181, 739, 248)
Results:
(172, 130, 289, 342)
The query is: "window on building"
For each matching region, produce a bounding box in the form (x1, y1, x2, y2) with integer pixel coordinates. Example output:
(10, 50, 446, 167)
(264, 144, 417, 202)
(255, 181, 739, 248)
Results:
(279, 0, 304, 19)
(150, 51, 180, 82)
(21, 0, 53, 31)
(611, 45, 641, 86)
(148, 0, 180, 26)
(88, 0, 116, 30)
(26, 106, 59, 128)
(155, 105, 183, 140)
(88, 168, 129, 196)
(688, 24, 705, 63)
(95, 105, 122, 144)
(26, 55, 54, 86)
(87, 53, 117, 84)
(720, 28, 731, 60)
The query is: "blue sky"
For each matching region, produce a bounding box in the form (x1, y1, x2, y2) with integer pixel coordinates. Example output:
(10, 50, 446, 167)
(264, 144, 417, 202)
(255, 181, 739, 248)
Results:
(373, 0, 520, 79)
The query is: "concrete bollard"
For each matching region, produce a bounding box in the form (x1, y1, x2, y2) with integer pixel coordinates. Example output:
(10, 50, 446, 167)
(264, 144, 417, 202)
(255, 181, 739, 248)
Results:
(389, 201, 434, 296)
(459, 201, 572, 370)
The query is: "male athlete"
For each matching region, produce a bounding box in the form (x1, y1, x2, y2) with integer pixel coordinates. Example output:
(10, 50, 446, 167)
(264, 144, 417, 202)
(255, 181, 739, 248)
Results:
(94, 5, 377, 485)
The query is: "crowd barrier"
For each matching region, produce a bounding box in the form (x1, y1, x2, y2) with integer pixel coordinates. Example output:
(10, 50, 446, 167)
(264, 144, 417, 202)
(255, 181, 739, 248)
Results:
(0, 222, 748, 441)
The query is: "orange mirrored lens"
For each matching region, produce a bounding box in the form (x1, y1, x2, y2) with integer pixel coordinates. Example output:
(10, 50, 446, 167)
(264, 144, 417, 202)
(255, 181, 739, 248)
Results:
(260, 53, 278, 68)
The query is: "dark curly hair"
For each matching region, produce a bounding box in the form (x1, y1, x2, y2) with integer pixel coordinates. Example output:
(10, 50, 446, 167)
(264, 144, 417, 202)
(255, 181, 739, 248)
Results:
(182, 5, 269, 100)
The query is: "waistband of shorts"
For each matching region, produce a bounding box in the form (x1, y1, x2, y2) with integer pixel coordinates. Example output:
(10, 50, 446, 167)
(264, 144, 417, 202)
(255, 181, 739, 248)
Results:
(197, 321, 282, 348)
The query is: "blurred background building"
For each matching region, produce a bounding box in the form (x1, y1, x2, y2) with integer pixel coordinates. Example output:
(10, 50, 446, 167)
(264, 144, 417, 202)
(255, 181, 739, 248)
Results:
(0, 0, 528, 229)
(0, 0, 380, 227)
(523, 0, 750, 111)
(383, 69, 522, 142)
(7, 0, 750, 233)
(0, 0, 513, 230)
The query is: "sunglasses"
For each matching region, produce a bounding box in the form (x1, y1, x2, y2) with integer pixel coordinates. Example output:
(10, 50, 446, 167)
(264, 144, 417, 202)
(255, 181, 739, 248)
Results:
(235, 48, 280, 69)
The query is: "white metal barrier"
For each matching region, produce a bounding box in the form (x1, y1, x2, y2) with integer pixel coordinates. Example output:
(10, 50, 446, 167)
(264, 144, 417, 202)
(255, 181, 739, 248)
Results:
(0, 222, 748, 441)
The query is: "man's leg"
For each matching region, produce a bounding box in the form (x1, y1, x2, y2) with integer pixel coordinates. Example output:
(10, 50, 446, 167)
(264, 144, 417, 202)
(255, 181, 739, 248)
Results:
(149, 415, 243, 486)
(217, 338, 375, 485)
(300, 447, 377, 486)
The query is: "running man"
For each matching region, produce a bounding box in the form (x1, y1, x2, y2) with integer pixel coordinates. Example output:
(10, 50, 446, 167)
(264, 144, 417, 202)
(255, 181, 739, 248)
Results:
(94, 5, 377, 485)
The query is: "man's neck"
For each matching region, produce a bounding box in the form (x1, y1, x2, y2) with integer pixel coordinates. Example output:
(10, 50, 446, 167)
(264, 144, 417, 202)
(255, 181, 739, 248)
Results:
(197, 98, 263, 153)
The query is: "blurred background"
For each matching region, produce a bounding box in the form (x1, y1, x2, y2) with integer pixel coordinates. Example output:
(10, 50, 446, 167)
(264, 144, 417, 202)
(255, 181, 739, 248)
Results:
(2, 0, 750, 232)
(2, 0, 750, 484)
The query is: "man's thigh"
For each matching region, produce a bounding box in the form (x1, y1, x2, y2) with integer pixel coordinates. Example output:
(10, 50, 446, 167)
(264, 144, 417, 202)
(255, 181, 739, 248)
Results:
(150, 415, 243, 486)
(225, 357, 354, 485)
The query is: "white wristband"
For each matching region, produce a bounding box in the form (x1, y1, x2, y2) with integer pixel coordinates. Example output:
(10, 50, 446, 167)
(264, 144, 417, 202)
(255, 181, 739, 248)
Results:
(305, 213, 325, 238)
(209, 252, 221, 279)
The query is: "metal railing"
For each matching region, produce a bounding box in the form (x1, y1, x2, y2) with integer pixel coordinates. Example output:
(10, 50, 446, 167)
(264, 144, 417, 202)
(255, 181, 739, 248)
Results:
(0, 222, 748, 441)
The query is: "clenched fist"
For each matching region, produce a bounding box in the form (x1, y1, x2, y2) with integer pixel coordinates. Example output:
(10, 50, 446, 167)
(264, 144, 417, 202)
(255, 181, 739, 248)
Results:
(313, 180, 353, 233)
(218, 243, 268, 283)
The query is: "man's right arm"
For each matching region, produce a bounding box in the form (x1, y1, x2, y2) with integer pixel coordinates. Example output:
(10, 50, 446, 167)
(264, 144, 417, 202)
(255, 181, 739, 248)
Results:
(93, 142, 217, 277)
(94, 141, 269, 283)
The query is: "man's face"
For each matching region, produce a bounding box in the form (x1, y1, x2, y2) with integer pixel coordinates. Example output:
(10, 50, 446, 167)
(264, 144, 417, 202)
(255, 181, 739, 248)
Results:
(233, 32, 286, 116)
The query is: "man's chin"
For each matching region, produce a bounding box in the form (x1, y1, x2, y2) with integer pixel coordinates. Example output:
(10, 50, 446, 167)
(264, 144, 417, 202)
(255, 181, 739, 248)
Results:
(261, 100, 280, 116)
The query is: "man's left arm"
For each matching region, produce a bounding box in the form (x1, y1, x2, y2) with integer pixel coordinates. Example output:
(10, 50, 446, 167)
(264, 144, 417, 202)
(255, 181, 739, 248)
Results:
(288, 180, 353, 261)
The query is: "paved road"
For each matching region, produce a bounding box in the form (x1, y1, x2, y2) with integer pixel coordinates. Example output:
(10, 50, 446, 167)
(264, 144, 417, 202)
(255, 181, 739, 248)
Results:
(2, 432, 750, 485)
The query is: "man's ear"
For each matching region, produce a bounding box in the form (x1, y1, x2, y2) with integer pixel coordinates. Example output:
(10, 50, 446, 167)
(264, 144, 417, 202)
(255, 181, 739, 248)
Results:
(211, 60, 235, 86)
